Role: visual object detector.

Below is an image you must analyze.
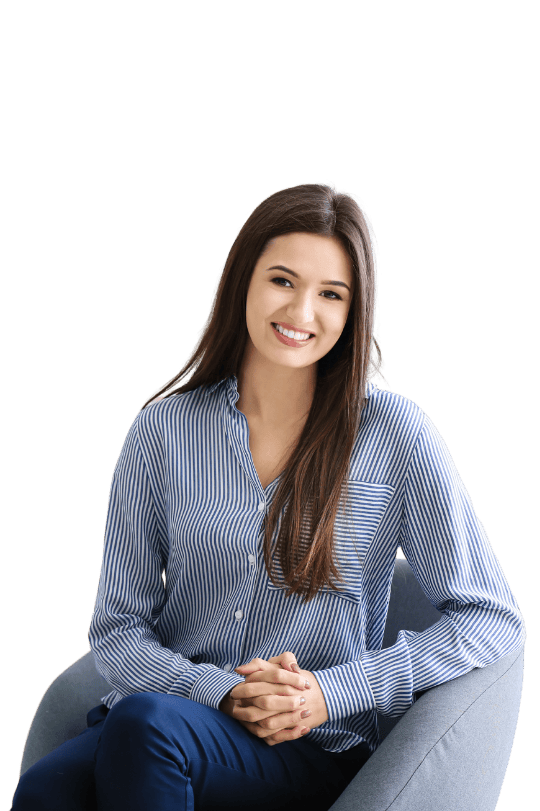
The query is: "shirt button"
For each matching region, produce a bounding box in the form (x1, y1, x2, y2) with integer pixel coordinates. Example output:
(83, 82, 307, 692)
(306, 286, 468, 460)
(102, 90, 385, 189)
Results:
(223, 663, 232, 672)
(258, 501, 265, 511)
(234, 609, 243, 621)
(248, 554, 256, 565)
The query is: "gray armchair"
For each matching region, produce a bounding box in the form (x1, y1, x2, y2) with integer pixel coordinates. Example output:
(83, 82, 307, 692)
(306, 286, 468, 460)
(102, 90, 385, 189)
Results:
(19, 559, 524, 811)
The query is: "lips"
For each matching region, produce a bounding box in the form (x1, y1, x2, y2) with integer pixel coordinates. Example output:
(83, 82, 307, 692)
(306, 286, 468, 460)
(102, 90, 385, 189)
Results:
(272, 322, 315, 337)
(271, 323, 315, 347)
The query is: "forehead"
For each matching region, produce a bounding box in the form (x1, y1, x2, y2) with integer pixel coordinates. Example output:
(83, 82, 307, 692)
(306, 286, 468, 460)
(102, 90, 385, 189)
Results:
(258, 232, 353, 283)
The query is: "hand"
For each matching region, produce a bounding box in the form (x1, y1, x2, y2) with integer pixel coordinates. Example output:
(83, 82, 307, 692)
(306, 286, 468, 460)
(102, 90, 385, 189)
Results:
(220, 652, 329, 746)
(220, 654, 311, 745)
(219, 653, 308, 743)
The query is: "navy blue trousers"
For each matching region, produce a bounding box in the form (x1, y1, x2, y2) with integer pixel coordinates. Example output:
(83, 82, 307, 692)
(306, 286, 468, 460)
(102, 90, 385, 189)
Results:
(12, 693, 370, 811)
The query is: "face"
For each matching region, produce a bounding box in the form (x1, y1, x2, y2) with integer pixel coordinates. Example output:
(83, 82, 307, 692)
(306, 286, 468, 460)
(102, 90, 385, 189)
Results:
(245, 232, 354, 371)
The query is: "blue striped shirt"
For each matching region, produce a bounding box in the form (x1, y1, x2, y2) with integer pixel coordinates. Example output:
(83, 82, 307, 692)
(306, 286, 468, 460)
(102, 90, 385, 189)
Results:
(89, 374, 526, 754)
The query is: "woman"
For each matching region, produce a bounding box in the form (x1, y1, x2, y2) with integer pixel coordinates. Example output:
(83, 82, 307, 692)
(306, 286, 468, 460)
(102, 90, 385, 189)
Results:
(12, 184, 526, 810)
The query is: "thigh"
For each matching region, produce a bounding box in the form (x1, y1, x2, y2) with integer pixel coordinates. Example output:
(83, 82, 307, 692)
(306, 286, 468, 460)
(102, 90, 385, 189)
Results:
(94, 693, 348, 811)
(183, 702, 347, 811)
(12, 705, 107, 811)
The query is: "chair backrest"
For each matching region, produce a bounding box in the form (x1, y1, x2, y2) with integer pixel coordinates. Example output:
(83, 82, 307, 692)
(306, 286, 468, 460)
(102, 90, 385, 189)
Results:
(382, 558, 442, 647)
(377, 558, 442, 741)
(21, 557, 440, 775)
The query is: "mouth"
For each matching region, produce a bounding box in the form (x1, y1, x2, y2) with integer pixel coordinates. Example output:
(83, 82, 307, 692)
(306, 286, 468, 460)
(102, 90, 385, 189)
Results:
(271, 322, 315, 346)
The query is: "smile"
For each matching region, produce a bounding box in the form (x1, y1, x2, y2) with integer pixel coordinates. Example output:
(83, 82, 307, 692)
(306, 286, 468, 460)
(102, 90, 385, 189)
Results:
(271, 323, 315, 347)
(274, 323, 313, 340)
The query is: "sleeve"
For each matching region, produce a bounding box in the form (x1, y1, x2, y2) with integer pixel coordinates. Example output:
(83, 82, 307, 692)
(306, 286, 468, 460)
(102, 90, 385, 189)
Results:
(88, 413, 244, 710)
(312, 412, 526, 723)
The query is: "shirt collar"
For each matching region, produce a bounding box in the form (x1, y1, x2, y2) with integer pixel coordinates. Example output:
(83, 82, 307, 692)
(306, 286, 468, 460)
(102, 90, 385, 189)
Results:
(205, 377, 233, 396)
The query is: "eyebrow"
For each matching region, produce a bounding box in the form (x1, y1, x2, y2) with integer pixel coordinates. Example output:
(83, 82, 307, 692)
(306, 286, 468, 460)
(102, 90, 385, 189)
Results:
(265, 265, 351, 292)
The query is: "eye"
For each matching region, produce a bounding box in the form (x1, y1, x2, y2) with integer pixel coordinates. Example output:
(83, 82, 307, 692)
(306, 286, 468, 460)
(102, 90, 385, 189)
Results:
(270, 276, 342, 301)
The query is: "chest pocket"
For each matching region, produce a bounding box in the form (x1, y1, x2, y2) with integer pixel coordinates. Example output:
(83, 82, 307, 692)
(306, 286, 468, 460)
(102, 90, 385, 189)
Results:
(266, 480, 395, 603)
(332, 480, 395, 593)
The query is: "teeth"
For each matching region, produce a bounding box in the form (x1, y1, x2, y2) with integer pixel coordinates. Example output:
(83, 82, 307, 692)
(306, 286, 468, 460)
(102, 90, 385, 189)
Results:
(274, 323, 311, 340)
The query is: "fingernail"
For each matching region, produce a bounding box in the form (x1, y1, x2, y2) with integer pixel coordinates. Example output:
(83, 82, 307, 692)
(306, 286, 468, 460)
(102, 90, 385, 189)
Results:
(291, 663, 300, 673)
(304, 680, 311, 689)
(299, 697, 306, 705)
(301, 709, 311, 718)
(301, 727, 309, 735)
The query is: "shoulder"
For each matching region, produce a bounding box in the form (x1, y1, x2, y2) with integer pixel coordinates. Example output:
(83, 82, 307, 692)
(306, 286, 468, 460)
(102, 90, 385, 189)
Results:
(134, 386, 209, 440)
(346, 383, 429, 483)
(365, 381, 426, 440)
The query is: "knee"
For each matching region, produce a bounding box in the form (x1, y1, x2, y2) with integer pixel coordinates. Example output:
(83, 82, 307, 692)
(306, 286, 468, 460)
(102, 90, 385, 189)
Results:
(99, 692, 187, 749)
(102, 692, 160, 734)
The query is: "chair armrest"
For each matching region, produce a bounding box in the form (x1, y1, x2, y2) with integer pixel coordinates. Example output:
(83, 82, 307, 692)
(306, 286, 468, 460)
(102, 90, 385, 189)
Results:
(328, 645, 524, 811)
(20, 651, 111, 776)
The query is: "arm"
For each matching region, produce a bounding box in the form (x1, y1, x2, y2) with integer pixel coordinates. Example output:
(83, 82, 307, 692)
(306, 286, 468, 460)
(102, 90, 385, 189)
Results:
(311, 412, 526, 724)
(88, 413, 244, 709)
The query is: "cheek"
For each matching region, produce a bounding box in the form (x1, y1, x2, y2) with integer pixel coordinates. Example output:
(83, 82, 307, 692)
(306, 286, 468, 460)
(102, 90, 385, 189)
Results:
(326, 312, 348, 336)
(245, 287, 273, 334)
(250, 286, 281, 318)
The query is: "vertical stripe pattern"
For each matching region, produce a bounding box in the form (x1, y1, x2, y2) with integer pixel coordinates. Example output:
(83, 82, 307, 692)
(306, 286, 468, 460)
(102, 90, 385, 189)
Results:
(89, 375, 526, 754)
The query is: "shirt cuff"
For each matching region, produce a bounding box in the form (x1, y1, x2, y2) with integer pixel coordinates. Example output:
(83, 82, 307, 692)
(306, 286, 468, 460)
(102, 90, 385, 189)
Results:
(312, 658, 376, 724)
(359, 630, 417, 716)
(168, 663, 245, 710)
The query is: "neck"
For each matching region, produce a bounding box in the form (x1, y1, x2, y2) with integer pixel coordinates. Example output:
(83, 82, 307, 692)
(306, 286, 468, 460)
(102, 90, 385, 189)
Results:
(236, 347, 317, 428)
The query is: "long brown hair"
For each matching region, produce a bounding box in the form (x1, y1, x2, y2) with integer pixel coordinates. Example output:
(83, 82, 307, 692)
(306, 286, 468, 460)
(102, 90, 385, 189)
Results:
(141, 183, 382, 603)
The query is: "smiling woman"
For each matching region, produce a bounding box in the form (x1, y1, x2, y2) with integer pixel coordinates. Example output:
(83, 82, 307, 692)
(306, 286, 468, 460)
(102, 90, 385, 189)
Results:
(11, 184, 525, 811)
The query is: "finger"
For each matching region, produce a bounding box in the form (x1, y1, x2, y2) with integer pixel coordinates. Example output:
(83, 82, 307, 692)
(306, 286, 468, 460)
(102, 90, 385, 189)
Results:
(233, 696, 306, 730)
(237, 692, 308, 713)
(236, 710, 311, 744)
(265, 726, 311, 746)
(230, 680, 304, 701)
(242, 668, 310, 691)
(268, 652, 301, 674)
(236, 717, 291, 741)
(257, 707, 312, 730)
(234, 657, 274, 676)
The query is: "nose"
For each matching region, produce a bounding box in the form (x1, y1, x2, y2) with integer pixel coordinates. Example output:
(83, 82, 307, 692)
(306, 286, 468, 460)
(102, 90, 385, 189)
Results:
(286, 289, 316, 326)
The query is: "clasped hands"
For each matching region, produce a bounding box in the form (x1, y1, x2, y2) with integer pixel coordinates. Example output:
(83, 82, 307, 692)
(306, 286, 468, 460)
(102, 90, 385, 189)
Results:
(219, 652, 329, 746)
